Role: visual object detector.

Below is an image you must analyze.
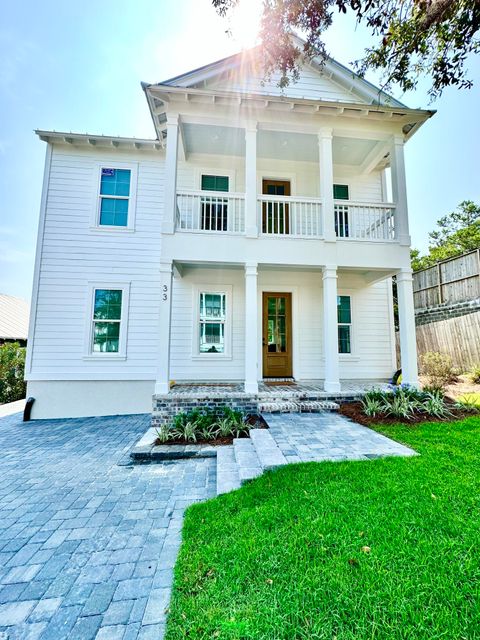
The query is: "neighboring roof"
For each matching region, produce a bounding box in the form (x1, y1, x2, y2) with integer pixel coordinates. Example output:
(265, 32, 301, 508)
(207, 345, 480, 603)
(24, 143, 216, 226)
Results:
(0, 294, 30, 341)
(35, 130, 163, 151)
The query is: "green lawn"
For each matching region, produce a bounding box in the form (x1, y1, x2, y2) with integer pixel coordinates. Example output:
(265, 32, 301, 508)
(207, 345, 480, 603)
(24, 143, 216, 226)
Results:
(165, 418, 480, 639)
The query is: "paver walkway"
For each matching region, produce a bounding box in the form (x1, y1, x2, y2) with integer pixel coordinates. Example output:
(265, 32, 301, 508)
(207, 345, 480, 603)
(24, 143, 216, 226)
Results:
(266, 413, 416, 462)
(0, 412, 215, 639)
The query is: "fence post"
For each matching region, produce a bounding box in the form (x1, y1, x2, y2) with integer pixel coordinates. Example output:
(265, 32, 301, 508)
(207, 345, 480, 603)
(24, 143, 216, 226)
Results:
(437, 263, 443, 305)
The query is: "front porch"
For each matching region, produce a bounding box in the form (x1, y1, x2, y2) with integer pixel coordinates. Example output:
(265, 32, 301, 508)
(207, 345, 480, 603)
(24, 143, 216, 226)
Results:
(152, 379, 391, 427)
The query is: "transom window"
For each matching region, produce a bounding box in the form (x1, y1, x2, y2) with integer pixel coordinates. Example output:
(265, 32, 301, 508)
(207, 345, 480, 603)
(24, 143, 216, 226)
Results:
(337, 295, 352, 354)
(92, 289, 123, 353)
(334, 184, 350, 238)
(99, 168, 131, 227)
(199, 292, 226, 353)
(201, 175, 229, 232)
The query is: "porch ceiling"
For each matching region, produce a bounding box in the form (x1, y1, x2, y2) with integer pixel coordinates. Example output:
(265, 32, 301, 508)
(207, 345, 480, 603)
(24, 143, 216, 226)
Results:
(182, 123, 389, 169)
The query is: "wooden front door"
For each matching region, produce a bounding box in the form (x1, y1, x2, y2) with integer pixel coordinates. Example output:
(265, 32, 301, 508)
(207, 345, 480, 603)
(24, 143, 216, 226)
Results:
(262, 179, 291, 234)
(262, 292, 293, 378)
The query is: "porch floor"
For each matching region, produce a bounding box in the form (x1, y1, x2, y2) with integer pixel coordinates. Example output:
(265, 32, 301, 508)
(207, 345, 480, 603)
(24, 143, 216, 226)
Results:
(166, 380, 390, 400)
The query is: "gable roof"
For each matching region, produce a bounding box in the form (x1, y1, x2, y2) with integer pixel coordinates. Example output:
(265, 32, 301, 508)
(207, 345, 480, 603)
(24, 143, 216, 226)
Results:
(142, 41, 433, 146)
(0, 294, 29, 341)
(156, 41, 407, 108)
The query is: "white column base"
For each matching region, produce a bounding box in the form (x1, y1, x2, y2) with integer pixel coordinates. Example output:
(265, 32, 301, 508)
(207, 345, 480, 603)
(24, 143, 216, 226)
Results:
(324, 380, 341, 393)
(154, 381, 170, 395)
(246, 225, 258, 238)
(244, 381, 259, 394)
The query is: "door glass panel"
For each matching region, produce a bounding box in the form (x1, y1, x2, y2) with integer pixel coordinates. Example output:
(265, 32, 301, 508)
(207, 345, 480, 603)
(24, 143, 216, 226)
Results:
(267, 296, 287, 353)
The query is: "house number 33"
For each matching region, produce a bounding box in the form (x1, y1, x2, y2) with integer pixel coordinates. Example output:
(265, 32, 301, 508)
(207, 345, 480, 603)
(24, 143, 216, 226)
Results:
(162, 284, 168, 301)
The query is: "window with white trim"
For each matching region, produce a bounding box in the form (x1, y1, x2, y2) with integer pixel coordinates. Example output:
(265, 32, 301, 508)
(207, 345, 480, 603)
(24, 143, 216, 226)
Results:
(200, 175, 229, 231)
(337, 295, 352, 354)
(91, 288, 123, 353)
(334, 183, 349, 238)
(198, 292, 226, 354)
(98, 168, 131, 227)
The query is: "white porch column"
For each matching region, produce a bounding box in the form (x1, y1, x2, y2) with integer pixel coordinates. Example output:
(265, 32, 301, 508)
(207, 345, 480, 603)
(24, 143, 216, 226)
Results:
(318, 127, 336, 243)
(162, 115, 179, 234)
(323, 265, 341, 393)
(155, 260, 174, 394)
(390, 134, 410, 246)
(244, 262, 259, 393)
(396, 269, 419, 386)
(245, 123, 258, 237)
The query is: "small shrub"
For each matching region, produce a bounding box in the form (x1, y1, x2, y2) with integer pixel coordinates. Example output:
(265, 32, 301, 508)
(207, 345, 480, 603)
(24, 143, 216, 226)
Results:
(420, 352, 455, 391)
(156, 424, 173, 443)
(361, 396, 384, 417)
(173, 420, 198, 443)
(454, 394, 480, 413)
(468, 364, 480, 384)
(421, 390, 451, 418)
(383, 388, 417, 419)
(0, 342, 26, 404)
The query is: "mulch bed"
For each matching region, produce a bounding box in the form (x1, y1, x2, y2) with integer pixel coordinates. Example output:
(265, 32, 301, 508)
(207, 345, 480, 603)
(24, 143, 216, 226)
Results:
(153, 413, 269, 447)
(339, 401, 473, 427)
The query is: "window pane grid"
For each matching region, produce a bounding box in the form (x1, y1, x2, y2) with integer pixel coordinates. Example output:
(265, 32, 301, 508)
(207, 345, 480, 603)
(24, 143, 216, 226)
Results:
(337, 295, 352, 354)
(99, 168, 131, 227)
(92, 289, 123, 353)
(199, 292, 226, 353)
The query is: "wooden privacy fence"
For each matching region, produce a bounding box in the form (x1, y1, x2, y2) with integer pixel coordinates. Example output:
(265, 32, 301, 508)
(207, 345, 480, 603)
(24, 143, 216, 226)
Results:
(413, 249, 480, 310)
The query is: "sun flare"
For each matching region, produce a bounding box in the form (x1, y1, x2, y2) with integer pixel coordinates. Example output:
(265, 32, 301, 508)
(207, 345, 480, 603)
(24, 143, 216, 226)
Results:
(229, 0, 262, 49)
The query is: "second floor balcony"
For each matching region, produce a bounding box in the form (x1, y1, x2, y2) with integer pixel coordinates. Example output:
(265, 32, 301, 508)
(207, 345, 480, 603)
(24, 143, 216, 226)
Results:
(161, 116, 411, 249)
(175, 189, 396, 241)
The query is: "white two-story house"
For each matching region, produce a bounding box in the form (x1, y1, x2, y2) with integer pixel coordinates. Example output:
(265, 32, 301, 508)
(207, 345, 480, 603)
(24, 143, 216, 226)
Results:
(26, 45, 433, 419)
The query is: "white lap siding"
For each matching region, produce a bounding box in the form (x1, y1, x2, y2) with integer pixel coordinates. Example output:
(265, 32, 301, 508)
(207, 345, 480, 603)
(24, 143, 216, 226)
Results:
(27, 144, 165, 382)
(169, 268, 395, 382)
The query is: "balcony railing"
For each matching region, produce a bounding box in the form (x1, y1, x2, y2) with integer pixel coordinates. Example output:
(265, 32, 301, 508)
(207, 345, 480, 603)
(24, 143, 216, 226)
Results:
(258, 195, 323, 237)
(174, 190, 396, 241)
(334, 201, 396, 241)
(176, 190, 245, 233)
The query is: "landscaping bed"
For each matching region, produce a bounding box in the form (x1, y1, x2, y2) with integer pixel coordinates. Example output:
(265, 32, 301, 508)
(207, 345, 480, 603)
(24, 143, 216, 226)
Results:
(165, 416, 480, 639)
(339, 399, 472, 426)
(154, 409, 268, 447)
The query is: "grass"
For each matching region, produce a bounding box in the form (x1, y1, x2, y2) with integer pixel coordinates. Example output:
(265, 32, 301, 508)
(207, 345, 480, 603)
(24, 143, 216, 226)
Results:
(457, 392, 480, 407)
(165, 418, 480, 639)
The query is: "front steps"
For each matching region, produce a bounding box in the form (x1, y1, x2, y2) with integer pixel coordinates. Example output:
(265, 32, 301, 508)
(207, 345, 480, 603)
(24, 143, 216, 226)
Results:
(217, 428, 288, 495)
(258, 400, 339, 413)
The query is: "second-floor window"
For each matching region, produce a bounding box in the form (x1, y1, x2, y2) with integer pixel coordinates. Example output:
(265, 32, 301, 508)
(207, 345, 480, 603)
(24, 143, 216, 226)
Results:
(334, 183, 349, 238)
(99, 168, 131, 227)
(201, 175, 229, 232)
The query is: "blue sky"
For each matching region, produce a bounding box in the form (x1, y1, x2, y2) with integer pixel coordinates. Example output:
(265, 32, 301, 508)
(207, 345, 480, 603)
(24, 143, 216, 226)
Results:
(1, 0, 479, 300)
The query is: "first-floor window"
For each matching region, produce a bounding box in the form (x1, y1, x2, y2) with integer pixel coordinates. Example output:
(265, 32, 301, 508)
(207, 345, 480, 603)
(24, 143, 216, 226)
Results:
(199, 292, 226, 353)
(92, 288, 123, 353)
(337, 295, 352, 354)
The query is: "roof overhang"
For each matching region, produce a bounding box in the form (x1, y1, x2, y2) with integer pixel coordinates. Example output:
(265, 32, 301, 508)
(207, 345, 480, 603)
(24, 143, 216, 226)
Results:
(142, 84, 434, 147)
(36, 130, 163, 151)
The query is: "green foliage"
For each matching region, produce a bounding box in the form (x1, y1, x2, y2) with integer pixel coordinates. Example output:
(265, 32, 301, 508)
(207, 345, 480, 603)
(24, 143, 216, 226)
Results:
(454, 393, 480, 413)
(166, 417, 480, 639)
(411, 201, 480, 271)
(163, 406, 249, 443)
(0, 342, 26, 404)
(420, 351, 456, 391)
(213, 1, 480, 99)
(421, 390, 452, 418)
(468, 363, 480, 384)
(361, 386, 450, 420)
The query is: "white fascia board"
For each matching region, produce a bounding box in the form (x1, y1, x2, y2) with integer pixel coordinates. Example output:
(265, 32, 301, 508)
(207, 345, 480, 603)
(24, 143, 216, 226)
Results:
(35, 130, 164, 150)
